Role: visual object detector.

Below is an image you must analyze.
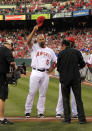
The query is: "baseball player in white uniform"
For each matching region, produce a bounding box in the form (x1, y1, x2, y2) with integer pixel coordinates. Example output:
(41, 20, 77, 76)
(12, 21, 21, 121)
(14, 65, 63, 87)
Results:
(25, 25, 57, 118)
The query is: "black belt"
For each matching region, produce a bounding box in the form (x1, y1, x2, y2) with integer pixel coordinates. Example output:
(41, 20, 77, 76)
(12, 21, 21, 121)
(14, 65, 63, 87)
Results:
(33, 68, 49, 72)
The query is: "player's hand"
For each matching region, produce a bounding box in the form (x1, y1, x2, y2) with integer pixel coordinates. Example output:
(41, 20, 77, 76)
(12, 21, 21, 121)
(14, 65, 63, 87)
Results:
(33, 25, 39, 32)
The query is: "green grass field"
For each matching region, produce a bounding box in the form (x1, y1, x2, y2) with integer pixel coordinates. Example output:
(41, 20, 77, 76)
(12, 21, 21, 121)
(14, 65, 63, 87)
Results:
(0, 76, 92, 131)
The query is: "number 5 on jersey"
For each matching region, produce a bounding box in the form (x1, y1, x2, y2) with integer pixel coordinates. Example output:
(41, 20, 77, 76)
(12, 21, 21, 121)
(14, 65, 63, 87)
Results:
(46, 59, 50, 65)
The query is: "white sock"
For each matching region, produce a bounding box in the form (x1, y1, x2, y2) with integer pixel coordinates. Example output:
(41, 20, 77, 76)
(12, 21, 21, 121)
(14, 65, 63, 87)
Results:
(0, 118, 4, 121)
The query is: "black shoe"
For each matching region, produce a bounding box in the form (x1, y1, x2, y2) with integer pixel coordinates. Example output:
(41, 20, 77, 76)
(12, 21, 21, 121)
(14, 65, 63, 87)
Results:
(62, 119, 71, 124)
(25, 113, 30, 118)
(0, 119, 13, 125)
(56, 114, 62, 118)
(80, 120, 87, 124)
(38, 114, 44, 118)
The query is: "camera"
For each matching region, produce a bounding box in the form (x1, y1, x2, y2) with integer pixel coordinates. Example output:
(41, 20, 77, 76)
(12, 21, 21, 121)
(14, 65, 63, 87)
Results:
(6, 62, 26, 85)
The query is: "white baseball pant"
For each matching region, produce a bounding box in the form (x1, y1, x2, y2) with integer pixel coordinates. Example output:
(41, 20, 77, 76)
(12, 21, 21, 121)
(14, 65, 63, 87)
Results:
(56, 83, 77, 116)
(88, 68, 92, 82)
(25, 69, 49, 115)
(80, 65, 88, 81)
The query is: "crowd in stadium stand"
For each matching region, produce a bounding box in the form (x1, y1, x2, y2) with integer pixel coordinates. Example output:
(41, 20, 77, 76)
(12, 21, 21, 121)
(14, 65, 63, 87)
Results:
(0, 0, 92, 14)
(0, 0, 54, 4)
(46, 28, 92, 54)
(0, 29, 29, 58)
(0, 28, 92, 58)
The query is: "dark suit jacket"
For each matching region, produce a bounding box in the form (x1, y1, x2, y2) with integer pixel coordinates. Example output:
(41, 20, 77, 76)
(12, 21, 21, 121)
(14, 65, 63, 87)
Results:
(57, 47, 85, 85)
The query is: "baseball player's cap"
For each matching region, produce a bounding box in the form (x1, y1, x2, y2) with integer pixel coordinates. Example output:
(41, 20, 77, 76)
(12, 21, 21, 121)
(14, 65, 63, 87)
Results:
(68, 37, 75, 43)
(36, 16, 45, 27)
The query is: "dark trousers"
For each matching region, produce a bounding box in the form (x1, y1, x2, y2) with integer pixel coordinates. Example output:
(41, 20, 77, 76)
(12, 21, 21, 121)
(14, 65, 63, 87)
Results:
(0, 74, 8, 101)
(61, 81, 86, 122)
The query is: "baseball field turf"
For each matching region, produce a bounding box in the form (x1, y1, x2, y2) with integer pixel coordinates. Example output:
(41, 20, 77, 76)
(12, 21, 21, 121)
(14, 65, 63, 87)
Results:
(0, 76, 92, 131)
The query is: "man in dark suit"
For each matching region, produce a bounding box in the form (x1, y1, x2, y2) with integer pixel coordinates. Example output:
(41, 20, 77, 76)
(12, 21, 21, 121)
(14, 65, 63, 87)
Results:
(57, 40, 87, 124)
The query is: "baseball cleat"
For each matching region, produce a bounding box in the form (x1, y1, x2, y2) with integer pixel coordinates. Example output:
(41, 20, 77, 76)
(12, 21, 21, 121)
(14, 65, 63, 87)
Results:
(38, 114, 44, 118)
(56, 114, 62, 118)
(25, 113, 30, 118)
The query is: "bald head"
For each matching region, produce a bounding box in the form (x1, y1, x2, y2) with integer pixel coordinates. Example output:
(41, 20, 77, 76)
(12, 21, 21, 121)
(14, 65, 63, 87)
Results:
(37, 34, 45, 48)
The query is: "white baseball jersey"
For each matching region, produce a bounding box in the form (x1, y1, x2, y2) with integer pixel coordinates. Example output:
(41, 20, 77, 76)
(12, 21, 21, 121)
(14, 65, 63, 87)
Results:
(30, 43, 57, 69)
(87, 54, 92, 64)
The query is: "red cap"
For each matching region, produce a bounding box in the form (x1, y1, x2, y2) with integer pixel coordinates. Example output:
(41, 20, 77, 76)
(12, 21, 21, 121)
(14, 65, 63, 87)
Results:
(36, 16, 45, 27)
(68, 37, 75, 43)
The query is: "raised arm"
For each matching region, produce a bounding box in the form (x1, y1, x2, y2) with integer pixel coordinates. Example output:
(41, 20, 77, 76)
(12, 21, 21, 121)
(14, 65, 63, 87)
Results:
(27, 25, 38, 48)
